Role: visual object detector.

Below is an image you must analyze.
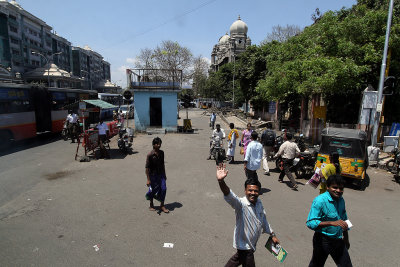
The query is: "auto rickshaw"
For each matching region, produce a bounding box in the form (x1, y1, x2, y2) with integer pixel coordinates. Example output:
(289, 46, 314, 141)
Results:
(315, 127, 369, 190)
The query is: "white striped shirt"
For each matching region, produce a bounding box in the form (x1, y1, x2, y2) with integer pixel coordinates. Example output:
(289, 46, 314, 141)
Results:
(224, 190, 273, 251)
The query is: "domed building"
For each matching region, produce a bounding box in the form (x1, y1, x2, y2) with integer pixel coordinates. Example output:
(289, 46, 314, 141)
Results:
(210, 16, 251, 72)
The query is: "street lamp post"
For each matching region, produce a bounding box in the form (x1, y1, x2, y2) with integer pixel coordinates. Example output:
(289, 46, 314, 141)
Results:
(81, 69, 102, 90)
(31, 51, 62, 87)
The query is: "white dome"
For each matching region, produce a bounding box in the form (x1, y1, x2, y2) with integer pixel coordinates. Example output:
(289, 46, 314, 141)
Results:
(229, 15, 248, 36)
(218, 33, 230, 44)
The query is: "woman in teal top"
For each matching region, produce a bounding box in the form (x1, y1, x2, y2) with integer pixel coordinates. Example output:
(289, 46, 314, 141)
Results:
(306, 175, 352, 266)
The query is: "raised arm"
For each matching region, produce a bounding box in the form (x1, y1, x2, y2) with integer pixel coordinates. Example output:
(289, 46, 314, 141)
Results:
(216, 164, 230, 196)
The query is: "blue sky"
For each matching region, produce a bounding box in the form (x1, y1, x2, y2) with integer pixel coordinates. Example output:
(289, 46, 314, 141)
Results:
(16, 0, 356, 87)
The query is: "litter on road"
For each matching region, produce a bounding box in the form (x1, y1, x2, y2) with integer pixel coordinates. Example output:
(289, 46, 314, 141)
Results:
(163, 243, 174, 248)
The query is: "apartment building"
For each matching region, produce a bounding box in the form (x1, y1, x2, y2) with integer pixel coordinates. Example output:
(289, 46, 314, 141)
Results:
(0, 0, 112, 91)
(72, 45, 111, 90)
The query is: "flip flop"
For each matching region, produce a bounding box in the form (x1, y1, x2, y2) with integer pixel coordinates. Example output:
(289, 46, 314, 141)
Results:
(161, 207, 170, 213)
(149, 207, 156, 211)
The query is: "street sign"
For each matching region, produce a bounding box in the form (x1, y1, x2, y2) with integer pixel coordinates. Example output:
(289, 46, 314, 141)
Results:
(376, 103, 383, 112)
(79, 101, 86, 110)
(123, 90, 132, 100)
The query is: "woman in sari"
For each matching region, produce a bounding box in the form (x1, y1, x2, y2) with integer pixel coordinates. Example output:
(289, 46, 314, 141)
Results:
(319, 151, 341, 194)
(241, 122, 253, 158)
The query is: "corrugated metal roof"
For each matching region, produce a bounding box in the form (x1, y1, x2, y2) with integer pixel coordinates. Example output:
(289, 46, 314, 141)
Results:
(83, 99, 117, 109)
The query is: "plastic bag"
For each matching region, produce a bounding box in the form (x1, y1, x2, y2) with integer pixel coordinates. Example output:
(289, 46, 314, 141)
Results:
(306, 168, 321, 189)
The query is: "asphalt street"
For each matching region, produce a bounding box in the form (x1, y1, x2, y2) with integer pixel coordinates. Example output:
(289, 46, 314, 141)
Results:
(0, 109, 399, 266)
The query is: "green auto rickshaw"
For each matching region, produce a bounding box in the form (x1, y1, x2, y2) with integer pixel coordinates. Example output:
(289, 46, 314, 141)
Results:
(315, 127, 369, 190)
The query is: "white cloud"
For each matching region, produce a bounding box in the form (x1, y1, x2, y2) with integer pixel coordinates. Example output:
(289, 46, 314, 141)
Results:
(202, 57, 211, 66)
(111, 65, 131, 88)
(126, 57, 138, 65)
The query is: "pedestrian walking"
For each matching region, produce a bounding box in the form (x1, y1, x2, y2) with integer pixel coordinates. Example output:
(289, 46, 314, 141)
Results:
(274, 132, 300, 189)
(227, 123, 239, 164)
(260, 123, 276, 176)
(306, 175, 352, 267)
(216, 164, 280, 267)
(241, 123, 253, 158)
(145, 137, 169, 213)
(210, 112, 216, 129)
(244, 131, 263, 181)
(319, 152, 342, 194)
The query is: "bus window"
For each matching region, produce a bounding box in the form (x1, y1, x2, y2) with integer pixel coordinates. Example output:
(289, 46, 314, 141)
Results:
(51, 91, 67, 111)
(0, 88, 33, 113)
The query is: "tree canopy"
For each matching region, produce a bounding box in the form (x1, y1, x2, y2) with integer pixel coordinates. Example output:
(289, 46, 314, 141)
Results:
(204, 0, 400, 123)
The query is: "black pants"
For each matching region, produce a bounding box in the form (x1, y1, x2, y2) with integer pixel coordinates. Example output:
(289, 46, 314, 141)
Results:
(225, 250, 255, 267)
(245, 169, 258, 181)
(278, 158, 297, 186)
(309, 232, 352, 267)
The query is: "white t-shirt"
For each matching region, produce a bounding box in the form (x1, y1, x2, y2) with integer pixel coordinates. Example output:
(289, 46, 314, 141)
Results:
(97, 123, 109, 135)
(67, 113, 78, 123)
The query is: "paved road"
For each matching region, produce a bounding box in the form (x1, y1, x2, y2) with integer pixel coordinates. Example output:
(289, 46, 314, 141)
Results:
(0, 109, 399, 266)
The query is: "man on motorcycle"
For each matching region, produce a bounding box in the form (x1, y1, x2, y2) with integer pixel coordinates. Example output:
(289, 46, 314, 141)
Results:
(207, 124, 225, 160)
(274, 132, 300, 190)
(66, 110, 79, 143)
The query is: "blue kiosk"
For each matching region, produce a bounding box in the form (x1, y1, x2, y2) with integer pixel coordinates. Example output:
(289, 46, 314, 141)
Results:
(128, 69, 182, 132)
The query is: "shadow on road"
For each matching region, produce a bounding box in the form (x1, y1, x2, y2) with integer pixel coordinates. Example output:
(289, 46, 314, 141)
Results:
(259, 188, 271, 195)
(0, 133, 63, 157)
(164, 201, 183, 211)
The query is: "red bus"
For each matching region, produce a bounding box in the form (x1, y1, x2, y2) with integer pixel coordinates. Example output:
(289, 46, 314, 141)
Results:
(0, 82, 97, 149)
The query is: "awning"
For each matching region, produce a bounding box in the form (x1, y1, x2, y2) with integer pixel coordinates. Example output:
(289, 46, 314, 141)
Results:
(83, 99, 117, 109)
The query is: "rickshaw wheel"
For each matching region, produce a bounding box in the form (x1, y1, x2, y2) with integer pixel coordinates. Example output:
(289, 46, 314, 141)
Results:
(358, 173, 370, 191)
(385, 159, 396, 173)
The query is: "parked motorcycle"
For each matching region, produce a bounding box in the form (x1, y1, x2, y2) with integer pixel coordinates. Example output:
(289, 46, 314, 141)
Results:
(117, 125, 133, 154)
(295, 134, 307, 152)
(210, 136, 226, 165)
(295, 150, 318, 179)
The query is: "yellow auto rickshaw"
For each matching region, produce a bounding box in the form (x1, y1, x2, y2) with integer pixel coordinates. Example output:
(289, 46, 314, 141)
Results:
(315, 128, 369, 190)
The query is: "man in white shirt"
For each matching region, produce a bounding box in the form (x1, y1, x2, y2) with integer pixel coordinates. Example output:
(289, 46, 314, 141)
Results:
(244, 131, 263, 181)
(207, 124, 226, 160)
(97, 120, 110, 159)
(216, 164, 280, 267)
(274, 132, 300, 189)
(66, 110, 79, 143)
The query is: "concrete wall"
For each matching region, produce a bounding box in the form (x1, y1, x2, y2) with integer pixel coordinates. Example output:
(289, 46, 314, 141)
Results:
(134, 91, 178, 132)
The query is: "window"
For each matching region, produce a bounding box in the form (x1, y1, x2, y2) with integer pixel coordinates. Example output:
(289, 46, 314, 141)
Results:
(0, 88, 33, 114)
(11, 49, 20, 55)
(9, 25, 18, 33)
(9, 15, 17, 21)
(10, 38, 19, 45)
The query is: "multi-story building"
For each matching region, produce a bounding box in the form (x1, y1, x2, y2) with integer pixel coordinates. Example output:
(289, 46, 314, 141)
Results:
(51, 33, 72, 73)
(210, 16, 251, 72)
(0, 0, 112, 91)
(0, 0, 54, 74)
(72, 45, 111, 90)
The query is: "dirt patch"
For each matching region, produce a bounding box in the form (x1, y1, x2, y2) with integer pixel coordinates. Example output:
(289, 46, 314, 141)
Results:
(45, 170, 74, 180)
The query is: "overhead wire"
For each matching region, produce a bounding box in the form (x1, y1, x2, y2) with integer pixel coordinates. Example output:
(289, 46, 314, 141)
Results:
(105, 0, 219, 49)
